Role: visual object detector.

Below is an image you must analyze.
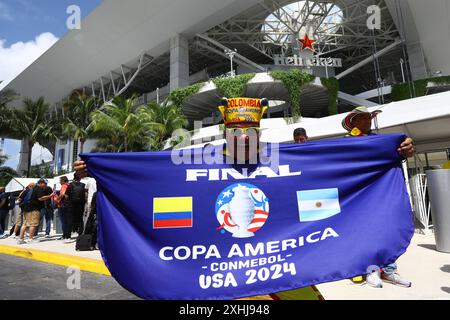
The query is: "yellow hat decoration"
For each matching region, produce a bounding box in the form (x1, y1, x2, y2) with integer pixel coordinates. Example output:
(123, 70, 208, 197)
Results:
(218, 97, 268, 127)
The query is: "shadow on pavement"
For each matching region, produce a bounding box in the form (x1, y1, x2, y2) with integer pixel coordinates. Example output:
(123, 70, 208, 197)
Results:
(417, 244, 437, 251)
(440, 265, 450, 273)
(441, 287, 450, 294)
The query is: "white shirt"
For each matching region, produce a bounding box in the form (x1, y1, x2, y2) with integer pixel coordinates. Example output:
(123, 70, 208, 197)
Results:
(84, 178, 97, 207)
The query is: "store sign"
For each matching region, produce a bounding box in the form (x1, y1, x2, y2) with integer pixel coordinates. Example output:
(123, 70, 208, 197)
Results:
(273, 34, 342, 68)
(274, 55, 342, 67)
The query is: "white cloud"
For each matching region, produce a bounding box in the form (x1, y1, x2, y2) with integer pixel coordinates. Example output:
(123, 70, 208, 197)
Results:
(0, 2, 13, 21)
(0, 32, 59, 90)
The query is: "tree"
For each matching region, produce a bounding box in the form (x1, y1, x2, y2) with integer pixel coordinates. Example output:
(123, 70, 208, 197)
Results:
(8, 97, 60, 177)
(0, 90, 18, 135)
(138, 102, 188, 150)
(0, 89, 19, 108)
(90, 95, 148, 152)
(65, 93, 98, 154)
(0, 155, 7, 165)
(0, 154, 18, 187)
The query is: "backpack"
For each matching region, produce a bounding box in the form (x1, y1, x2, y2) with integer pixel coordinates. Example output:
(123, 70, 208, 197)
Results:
(77, 192, 97, 251)
(76, 234, 94, 251)
(23, 188, 34, 205)
(67, 181, 86, 205)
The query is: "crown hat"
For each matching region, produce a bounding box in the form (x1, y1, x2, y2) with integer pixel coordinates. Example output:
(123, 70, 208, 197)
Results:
(218, 97, 268, 128)
(342, 106, 382, 132)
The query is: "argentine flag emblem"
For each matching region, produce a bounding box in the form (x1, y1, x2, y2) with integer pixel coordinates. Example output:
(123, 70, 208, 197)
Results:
(297, 188, 341, 222)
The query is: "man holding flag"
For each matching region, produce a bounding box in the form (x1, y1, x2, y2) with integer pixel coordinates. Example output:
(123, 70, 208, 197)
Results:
(73, 99, 414, 300)
(343, 106, 414, 288)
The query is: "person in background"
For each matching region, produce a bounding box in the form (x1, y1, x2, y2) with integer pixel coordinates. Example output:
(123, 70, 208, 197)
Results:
(12, 183, 34, 239)
(84, 178, 97, 227)
(35, 179, 54, 239)
(0, 187, 9, 239)
(342, 106, 414, 288)
(68, 173, 87, 235)
(293, 128, 308, 143)
(55, 176, 72, 243)
(17, 183, 41, 244)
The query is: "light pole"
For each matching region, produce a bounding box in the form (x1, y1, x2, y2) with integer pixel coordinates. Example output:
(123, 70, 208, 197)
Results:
(400, 58, 406, 83)
(224, 49, 237, 77)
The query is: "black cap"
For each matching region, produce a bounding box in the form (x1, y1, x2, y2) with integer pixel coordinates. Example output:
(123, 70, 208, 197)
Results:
(294, 128, 307, 137)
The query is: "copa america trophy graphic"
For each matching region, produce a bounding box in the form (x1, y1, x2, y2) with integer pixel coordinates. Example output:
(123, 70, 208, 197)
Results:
(228, 185, 255, 238)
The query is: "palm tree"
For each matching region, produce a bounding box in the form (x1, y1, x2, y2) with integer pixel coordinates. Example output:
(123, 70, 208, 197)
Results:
(8, 97, 60, 177)
(65, 93, 98, 154)
(0, 89, 18, 108)
(0, 154, 18, 186)
(0, 90, 17, 135)
(90, 95, 148, 152)
(0, 155, 7, 165)
(138, 102, 188, 150)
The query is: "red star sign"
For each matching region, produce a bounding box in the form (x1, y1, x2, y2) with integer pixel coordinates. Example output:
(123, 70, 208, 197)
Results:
(299, 34, 316, 52)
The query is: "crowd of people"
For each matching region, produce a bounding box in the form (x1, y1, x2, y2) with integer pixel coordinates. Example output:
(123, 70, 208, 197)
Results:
(0, 174, 97, 248)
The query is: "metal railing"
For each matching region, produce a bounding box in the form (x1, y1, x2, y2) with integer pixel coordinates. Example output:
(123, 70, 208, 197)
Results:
(409, 174, 432, 231)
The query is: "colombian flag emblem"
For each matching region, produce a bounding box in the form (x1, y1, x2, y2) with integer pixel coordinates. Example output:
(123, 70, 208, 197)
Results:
(153, 197, 193, 229)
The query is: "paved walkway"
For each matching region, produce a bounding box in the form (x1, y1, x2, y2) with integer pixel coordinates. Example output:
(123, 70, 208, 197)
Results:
(0, 254, 138, 300)
(0, 231, 449, 300)
(316, 232, 450, 300)
(0, 234, 102, 260)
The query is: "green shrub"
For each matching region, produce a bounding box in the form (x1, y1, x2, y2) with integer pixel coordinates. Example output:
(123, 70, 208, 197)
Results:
(271, 69, 315, 121)
(320, 77, 339, 115)
(213, 73, 255, 98)
(169, 83, 204, 109)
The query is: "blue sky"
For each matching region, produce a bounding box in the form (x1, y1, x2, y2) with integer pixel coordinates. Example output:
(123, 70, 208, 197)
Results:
(0, 0, 102, 170)
(0, 0, 102, 44)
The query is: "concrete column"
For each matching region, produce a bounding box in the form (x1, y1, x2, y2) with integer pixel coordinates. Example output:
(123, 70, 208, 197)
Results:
(385, 0, 429, 80)
(170, 34, 190, 92)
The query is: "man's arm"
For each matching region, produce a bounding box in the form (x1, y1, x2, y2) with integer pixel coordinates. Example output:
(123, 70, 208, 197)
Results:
(39, 195, 52, 202)
(39, 188, 54, 202)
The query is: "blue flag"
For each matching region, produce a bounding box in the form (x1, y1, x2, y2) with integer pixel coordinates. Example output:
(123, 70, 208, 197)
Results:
(81, 133, 414, 300)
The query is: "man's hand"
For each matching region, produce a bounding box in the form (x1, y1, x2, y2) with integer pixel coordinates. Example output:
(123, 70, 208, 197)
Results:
(398, 137, 415, 158)
(74, 160, 89, 178)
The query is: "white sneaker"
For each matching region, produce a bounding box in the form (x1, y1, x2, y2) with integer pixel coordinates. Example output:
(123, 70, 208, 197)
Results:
(381, 273, 412, 287)
(64, 239, 73, 244)
(0, 234, 7, 239)
(28, 238, 40, 244)
(44, 235, 51, 239)
(16, 239, 26, 245)
(366, 271, 383, 288)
